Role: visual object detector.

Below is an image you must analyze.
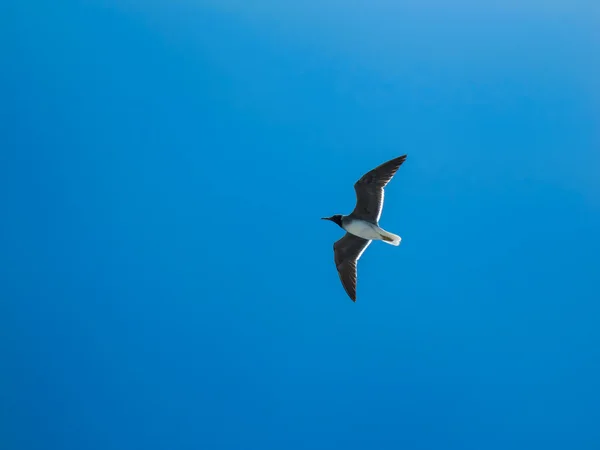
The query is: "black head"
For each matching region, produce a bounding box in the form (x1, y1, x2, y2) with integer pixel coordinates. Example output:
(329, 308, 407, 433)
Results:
(321, 214, 343, 227)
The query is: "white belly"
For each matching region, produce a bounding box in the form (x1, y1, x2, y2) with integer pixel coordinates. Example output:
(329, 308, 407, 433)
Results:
(344, 220, 384, 240)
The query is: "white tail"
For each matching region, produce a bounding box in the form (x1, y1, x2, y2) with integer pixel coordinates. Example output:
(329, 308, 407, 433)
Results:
(379, 230, 402, 246)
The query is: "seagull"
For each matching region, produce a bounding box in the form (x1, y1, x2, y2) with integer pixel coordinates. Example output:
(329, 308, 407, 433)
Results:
(322, 155, 407, 302)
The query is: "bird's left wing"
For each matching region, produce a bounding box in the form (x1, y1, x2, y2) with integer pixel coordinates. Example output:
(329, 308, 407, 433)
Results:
(333, 233, 372, 302)
(352, 155, 407, 223)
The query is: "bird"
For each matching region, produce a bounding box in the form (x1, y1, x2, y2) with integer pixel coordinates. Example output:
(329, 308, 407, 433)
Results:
(322, 155, 407, 302)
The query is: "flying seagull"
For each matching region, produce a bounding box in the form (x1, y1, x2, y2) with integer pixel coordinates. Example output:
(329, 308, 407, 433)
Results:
(322, 155, 407, 301)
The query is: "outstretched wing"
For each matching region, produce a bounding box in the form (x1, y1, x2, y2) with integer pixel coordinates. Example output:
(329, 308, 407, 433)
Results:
(333, 233, 372, 302)
(352, 155, 407, 223)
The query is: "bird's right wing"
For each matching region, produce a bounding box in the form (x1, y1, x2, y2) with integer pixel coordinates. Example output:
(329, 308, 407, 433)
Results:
(333, 233, 371, 302)
(352, 155, 407, 222)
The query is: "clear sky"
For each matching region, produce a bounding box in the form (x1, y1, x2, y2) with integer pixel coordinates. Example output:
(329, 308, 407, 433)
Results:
(3, 1, 600, 449)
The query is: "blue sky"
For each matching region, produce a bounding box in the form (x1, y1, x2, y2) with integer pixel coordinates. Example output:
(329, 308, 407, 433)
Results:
(3, 1, 600, 449)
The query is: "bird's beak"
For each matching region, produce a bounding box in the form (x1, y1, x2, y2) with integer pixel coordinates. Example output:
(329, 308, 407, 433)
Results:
(321, 217, 331, 221)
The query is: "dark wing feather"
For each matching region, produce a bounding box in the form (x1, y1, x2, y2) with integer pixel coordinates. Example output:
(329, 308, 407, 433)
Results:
(352, 155, 407, 223)
(333, 233, 371, 302)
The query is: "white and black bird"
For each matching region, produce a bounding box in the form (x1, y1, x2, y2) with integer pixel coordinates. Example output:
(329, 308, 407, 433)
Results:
(322, 155, 407, 302)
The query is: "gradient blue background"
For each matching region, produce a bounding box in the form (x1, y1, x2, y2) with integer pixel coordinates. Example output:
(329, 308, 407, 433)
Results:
(3, 1, 600, 449)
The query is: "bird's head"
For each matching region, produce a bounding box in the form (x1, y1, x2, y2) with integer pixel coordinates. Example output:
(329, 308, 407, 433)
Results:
(321, 214, 343, 227)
